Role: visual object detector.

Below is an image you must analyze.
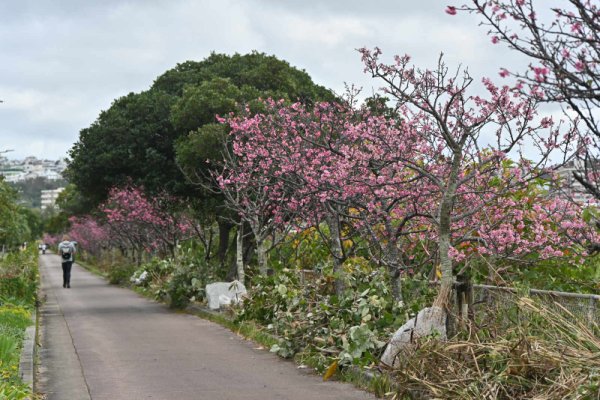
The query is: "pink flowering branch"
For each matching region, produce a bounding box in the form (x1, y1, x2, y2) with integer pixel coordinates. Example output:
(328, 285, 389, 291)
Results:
(456, 0, 598, 199)
(360, 46, 582, 300)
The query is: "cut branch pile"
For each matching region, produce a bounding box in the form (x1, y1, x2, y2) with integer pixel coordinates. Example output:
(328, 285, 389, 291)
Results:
(391, 297, 600, 399)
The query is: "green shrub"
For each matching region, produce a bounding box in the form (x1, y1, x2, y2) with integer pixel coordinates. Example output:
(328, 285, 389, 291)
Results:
(0, 248, 36, 399)
(107, 264, 137, 285)
(163, 245, 222, 309)
(0, 249, 38, 308)
(0, 335, 18, 366)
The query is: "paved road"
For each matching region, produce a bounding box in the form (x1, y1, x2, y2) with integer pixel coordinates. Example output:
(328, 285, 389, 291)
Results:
(37, 254, 374, 400)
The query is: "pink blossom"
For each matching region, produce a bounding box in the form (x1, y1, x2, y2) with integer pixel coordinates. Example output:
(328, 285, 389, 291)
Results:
(445, 6, 457, 15)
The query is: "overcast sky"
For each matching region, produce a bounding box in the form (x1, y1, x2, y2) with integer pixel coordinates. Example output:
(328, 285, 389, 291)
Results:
(0, 0, 522, 161)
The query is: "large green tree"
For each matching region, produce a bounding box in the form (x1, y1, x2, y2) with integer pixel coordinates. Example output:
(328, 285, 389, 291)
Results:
(66, 51, 334, 265)
(66, 89, 179, 205)
(67, 52, 333, 208)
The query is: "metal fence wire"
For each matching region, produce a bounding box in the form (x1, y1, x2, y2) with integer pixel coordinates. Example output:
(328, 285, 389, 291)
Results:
(470, 284, 600, 327)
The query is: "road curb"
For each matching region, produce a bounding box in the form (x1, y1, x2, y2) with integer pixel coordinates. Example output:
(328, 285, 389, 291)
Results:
(19, 307, 37, 397)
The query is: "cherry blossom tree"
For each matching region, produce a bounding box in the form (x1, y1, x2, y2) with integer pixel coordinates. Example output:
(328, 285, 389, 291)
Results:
(101, 185, 192, 263)
(66, 216, 109, 257)
(222, 100, 435, 299)
(220, 101, 358, 293)
(360, 47, 578, 302)
(217, 138, 289, 281)
(221, 69, 592, 306)
(447, 165, 597, 280)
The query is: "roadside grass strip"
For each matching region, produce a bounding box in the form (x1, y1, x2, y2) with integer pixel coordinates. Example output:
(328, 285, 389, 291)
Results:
(0, 249, 38, 400)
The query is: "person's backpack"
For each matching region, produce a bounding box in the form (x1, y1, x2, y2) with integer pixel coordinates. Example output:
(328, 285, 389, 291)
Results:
(61, 246, 71, 260)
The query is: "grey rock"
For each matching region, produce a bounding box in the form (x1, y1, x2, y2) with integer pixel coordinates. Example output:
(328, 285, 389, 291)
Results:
(380, 306, 446, 367)
(206, 281, 247, 310)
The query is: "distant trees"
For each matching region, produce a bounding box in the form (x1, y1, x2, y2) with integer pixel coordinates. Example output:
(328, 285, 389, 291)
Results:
(100, 186, 192, 262)
(9, 176, 67, 209)
(0, 177, 39, 249)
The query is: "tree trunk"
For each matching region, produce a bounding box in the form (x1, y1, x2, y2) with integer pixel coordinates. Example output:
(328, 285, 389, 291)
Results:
(326, 212, 345, 296)
(236, 224, 245, 285)
(384, 225, 403, 301)
(217, 219, 232, 266)
(435, 149, 463, 308)
(390, 268, 403, 302)
(205, 228, 213, 262)
(256, 236, 268, 276)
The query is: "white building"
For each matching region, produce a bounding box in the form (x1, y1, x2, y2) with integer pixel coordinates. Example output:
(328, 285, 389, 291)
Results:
(41, 188, 65, 210)
(555, 160, 599, 205)
(1, 156, 67, 182)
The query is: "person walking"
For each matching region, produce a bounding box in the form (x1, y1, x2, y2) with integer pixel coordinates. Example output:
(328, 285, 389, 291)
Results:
(57, 236, 76, 288)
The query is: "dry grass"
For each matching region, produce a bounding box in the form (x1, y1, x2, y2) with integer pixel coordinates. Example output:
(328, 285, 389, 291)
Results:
(390, 297, 600, 400)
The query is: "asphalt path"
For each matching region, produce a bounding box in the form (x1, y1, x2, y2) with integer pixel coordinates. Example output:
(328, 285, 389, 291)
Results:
(36, 254, 374, 400)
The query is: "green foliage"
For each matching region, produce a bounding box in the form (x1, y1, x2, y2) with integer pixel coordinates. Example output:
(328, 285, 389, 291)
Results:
(107, 263, 137, 286)
(0, 249, 39, 308)
(0, 382, 30, 400)
(54, 184, 95, 218)
(171, 78, 243, 133)
(0, 306, 31, 332)
(66, 89, 181, 206)
(129, 243, 225, 309)
(174, 123, 228, 189)
(163, 245, 223, 309)
(468, 253, 600, 294)
(40, 209, 69, 236)
(18, 208, 42, 242)
(273, 228, 332, 271)
(152, 52, 335, 101)
(0, 178, 33, 248)
(236, 260, 435, 372)
(0, 249, 36, 399)
(516, 255, 600, 293)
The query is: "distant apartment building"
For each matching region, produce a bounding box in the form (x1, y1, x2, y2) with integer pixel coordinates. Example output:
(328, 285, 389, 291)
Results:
(0, 156, 66, 182)
(555, 160, 599, 205)
(41, 188, 65, 210)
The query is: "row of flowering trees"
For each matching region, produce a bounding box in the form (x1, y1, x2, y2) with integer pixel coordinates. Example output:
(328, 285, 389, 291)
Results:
(217, 48, 598, 302)
(45, 185, 192, 264)
(49, 1, 598, 307)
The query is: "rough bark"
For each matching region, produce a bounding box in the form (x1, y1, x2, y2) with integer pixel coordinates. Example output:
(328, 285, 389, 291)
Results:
(256, 236, 268, 276)
(236, 224, 245, 285)
(326, 212, 345, 296)
(384, 227, 404, 302)
(436, 149, 463, 307)
(217, 219, 232, 266)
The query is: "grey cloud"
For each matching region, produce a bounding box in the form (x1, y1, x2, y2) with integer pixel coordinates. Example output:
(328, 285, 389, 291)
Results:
(0, 0, 528, 160)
